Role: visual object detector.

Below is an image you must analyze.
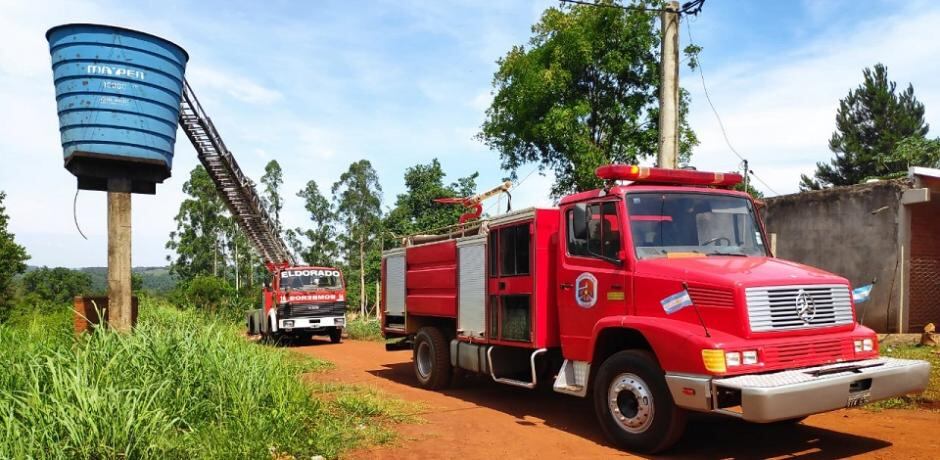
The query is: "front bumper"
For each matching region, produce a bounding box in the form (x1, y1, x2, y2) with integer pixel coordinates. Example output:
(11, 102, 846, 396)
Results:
(666, 357, 930, 422)
(278, 316, 345, 331)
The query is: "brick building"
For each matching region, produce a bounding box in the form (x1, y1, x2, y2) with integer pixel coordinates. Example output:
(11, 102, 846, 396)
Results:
(763, 167, 940, 333)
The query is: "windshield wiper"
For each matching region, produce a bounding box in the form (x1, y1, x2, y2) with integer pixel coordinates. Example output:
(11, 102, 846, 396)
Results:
(708, 251, 748, 257)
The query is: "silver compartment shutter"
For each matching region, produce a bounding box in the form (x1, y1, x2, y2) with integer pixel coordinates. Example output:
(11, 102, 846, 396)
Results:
(458, 237, 487, 338)
(385, 254, 406, 316)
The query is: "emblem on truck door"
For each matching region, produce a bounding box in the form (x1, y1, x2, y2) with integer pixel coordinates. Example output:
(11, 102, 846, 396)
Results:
(575, 273, 598, 308)
(795, 289, 817, 323)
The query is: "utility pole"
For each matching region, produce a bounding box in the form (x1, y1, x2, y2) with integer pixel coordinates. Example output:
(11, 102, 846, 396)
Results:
(657, 0, 680, 170)
(743, 159, 749, 191)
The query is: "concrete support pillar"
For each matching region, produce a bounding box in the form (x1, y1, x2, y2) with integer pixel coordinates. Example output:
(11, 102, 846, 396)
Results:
(107, 191, 133, 333)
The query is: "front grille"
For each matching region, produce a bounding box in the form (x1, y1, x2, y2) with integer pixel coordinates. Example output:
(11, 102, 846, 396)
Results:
(278, 302, 346, 318)
(762, 338, 851, 368)
(745, 284, 853, 332)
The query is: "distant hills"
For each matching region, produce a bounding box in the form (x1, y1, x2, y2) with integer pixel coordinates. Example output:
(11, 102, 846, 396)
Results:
(25, 266, 178, 294)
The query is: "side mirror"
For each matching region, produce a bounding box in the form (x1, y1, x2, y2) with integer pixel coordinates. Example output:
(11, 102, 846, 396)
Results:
(572, 203, 588, 239)
(263, 280, 272, 290)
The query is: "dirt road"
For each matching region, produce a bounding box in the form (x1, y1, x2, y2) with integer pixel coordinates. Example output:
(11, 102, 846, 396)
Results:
(296, 340, 940, 459)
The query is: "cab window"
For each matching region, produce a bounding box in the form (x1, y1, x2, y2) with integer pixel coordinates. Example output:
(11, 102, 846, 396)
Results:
(566, 201, 621, 261)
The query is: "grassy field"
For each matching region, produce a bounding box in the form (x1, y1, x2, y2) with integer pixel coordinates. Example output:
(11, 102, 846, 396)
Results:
(345, 317, 384, 341)
(0, 299, 406, 459)
(869, 344, 940, 410)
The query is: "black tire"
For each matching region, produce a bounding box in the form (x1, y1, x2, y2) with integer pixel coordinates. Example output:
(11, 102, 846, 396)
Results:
(593, 350, 687, 454)
(413, 327, 452, 389)
(329, 328, 343, 344)
(771, 416, 808, 425)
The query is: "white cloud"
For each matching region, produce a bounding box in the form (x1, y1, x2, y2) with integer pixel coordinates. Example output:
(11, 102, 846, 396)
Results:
(684, 3, 940, 196)
(187, 66, 282, 104)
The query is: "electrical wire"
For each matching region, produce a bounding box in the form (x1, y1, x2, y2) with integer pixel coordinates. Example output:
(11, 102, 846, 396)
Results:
(483, 165, 540, 216)
(685, 20, 781, 196)
(73, 189, 88, 240)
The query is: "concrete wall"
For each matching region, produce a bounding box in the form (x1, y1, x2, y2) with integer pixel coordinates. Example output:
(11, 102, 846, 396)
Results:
(763, 181, 907, 332)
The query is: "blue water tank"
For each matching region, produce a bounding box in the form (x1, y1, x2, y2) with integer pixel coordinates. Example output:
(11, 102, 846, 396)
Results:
(47, 24, 188, 194)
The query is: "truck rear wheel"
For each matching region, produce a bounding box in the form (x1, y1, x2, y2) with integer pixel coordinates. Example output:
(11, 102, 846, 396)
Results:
(413, 327, 451, 389)
(593, 350, 686, 454)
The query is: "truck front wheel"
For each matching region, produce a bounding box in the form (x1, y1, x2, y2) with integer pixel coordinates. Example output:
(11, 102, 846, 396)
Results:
(413, 327, 451, 389)
(593, 350, 686, 454)
(329, 328, 343, 344)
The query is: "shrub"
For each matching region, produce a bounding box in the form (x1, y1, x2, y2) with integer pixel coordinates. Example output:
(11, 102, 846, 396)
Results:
(346, 317, 383, 341)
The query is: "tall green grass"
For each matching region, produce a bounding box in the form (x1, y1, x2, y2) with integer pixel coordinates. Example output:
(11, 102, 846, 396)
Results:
(0, 299, 402, 459)
(345, 317, 383, 341)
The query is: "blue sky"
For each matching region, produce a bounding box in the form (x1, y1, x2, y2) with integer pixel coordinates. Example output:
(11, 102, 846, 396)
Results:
(2, 0, 939, 268)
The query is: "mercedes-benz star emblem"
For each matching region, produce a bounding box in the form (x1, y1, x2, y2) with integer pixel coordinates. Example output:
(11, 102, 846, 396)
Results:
(795, 289, 816, 323)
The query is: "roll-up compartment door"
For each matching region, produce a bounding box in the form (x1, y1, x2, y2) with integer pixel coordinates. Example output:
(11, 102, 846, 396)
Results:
(458, 236, 487, 338)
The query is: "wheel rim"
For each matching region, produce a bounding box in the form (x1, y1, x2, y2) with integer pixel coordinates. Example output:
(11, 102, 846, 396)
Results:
(416, 341, 433, 379)
(607, 372, 654, 434)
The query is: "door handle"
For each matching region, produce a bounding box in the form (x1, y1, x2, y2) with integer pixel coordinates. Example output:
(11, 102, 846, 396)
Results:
(498, 281, 506, 290)
(560, 283, 573, 290)
(611, 284, 623, 290)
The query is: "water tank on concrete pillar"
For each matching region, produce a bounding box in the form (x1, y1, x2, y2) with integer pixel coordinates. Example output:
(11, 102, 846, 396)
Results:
(46, 24, 188, 194)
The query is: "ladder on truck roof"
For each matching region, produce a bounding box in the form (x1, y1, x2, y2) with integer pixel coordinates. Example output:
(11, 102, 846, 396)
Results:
(178, 79, 294, 267)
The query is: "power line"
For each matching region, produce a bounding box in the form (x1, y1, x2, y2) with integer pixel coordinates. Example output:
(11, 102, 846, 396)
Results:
(684, 21, 781, 196)
(484, 165, 540, 215)
(559, 0, 705, 16)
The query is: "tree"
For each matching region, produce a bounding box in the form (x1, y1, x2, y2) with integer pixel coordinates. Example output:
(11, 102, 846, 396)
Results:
(260, 160, 284, 236)
(166, 166, 229, 281)
(0, 191, 28, 311)
(21, 267, 93, 304)
(801, 64, 929, 190)
(477, 0, 699, 198)
(384, 159, 479, 238)
(295, 180, 339, 267)
(889, 136, 940, 171)
(332, 160, 382, 316)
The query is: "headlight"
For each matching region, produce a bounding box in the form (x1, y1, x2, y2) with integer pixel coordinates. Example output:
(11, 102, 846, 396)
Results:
(725, 352, 741, 367)
(742, 350, 759, 365)
(854, 338, 875, 353)
(335, 318, 345, 326)
(283, 320, 294, 328)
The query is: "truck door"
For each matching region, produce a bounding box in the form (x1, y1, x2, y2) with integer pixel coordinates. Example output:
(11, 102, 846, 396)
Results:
(557, 200, 631, 360)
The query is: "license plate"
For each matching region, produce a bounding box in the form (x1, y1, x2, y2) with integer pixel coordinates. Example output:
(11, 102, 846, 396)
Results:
(846, 391, 871, 408)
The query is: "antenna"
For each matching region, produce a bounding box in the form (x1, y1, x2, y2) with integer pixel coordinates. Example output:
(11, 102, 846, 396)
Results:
(683, 282, 711, 337)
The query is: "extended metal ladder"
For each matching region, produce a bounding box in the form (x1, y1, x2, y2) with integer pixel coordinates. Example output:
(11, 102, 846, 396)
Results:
(178, 79, 294, 267)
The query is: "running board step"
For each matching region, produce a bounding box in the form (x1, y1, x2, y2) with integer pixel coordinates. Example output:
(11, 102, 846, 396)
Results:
(486, 347, 547, 389)
(553, 359, 591, 397)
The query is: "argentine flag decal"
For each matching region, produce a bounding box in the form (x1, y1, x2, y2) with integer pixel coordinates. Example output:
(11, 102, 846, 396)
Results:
(852, 284, 873, 304)
(661, 289, 694, 314)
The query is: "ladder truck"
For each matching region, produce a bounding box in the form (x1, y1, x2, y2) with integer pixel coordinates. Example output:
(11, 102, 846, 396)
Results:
(177, 80, 347, 343)
(380, 164, 930, 453)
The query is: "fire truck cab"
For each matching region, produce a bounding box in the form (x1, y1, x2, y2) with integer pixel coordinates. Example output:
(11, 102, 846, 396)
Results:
(248, 265, 347, 344)
(380, 165, 930, 453)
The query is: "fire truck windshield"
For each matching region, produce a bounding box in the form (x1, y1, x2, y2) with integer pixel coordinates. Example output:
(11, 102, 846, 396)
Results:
(625, 192, 767, 259)
(280, 270, 343, 290)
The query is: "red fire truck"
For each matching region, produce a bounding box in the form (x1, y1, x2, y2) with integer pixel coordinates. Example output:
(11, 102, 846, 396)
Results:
(247, 264, 347, 343)
(380, 165, 931, 453)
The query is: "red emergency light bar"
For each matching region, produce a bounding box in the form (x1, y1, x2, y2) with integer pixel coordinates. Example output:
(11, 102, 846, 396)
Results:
(596, 164, 743, 188)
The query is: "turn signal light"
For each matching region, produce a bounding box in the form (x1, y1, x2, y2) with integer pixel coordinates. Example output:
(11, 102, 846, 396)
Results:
(595, 164, 743, 188)
(702, 349, 727, 373)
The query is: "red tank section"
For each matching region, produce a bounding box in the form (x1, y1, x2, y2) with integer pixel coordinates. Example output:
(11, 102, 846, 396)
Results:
(405, 240, 458, 317)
